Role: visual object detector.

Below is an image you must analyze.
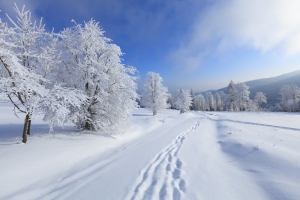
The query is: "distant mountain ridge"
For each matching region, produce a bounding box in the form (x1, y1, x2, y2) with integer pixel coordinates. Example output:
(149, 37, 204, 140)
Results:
(208, 70, 300, 105)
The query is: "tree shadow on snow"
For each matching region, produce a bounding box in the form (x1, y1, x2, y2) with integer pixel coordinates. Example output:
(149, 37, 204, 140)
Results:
(132, 113, 153, 116)
(0, 123, 118, 145)
(228, 149, 258, 162)
(0, 124, 75, 144)
(217, 140, 259, 162)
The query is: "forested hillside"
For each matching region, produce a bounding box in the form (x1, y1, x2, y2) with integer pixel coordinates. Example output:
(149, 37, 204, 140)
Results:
(216, 70, 300, 105)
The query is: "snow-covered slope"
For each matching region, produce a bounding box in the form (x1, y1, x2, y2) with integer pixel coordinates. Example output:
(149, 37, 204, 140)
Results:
(1, 106, 300, 200)
(215, 70, 300, 105)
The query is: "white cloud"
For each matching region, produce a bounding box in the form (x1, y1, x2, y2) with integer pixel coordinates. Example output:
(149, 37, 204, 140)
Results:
(170, 0, 300, 69)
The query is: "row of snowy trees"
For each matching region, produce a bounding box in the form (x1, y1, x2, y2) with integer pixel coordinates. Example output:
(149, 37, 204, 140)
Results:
(141, 73, 300, 114)
(190, 82, 300, 113)
(139, 73, 268, 115)
(138, 71, 300, 118)
(0, 5, 138, 143)
(169, 81, 267, 112)
(138, 70, 300, 115)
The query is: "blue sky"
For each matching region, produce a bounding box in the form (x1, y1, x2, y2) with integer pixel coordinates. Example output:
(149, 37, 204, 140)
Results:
(1, 0, 300, 93)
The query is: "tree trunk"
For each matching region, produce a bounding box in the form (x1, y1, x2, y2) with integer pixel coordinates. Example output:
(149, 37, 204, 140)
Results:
(85, 121, 92, 130)
(22, 114, 30, 143)
(85, 121, 89, 130)
(153, 110, 157, 115)
(27, 119, 31, 135)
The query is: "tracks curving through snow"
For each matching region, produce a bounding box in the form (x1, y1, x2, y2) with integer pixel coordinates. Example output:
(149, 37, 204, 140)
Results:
(202, 112, 300, 131)
(126, 117, 202, 200)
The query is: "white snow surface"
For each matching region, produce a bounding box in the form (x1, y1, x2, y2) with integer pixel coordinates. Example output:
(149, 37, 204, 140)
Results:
(0, 105, 300, 200)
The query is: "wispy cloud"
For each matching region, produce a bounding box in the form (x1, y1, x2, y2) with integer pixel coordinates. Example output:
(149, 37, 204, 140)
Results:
(170, 0, 300, 69)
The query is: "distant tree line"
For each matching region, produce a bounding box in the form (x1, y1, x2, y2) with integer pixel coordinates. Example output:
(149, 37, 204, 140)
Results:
(139, 71, 300, 114)
(168, 81, 267, 112)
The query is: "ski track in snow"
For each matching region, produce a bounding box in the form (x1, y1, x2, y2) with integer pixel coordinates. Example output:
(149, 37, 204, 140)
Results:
(126, 117, 202, 200)
(202, 112, 300, 131)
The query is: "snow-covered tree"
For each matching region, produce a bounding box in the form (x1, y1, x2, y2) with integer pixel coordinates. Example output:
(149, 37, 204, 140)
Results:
(194, 94, 206, 111)
(226, 81, 250, 111)
(174, 89, 192, 113)
(235, 82, 250, 111)
(218, 91, 227, 111)
(167, 94, 176, 109)
(279, 85, 300, 112)
(274, 103, 282, 112)
(205, 92, 215, 111)
(254, 92, 267, 110)
(58, 19, 138, 132)
(214, 92, 221, 111)
(190, 89, 195, 110)
(0, 5, 83, 143)
(247, 99, 258, 111)
(227, 80, 237, 111)
(141, 72, 169, 115)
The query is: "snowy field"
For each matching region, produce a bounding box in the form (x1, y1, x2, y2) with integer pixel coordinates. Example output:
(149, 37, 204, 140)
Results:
(1, 105, 300, 200)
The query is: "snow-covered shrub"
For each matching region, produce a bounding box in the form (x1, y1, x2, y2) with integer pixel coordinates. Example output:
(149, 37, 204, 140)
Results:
(254, 92, 267, 111)
(279, 85, 300, 112)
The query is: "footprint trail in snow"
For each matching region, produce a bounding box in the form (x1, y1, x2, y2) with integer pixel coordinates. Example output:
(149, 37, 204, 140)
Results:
(126, 117, 202, 200)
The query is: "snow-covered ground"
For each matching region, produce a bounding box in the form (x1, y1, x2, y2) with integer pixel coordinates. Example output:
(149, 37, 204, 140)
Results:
(1, 105, 300, 200)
